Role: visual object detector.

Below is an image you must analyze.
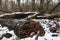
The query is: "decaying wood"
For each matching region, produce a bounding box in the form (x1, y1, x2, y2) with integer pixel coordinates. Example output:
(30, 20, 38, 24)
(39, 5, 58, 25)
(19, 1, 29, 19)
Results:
(17, 20, 45, 39)
(0, 19, 45, 39)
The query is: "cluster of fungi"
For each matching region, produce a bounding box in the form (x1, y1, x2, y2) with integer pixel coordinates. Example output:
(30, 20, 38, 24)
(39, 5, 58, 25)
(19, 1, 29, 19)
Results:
(16, 19, 45, 39)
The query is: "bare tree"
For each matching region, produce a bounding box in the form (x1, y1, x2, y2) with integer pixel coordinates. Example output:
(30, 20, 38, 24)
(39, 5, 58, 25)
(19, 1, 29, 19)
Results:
(4, 0, 8, 10)
(38, 0, 45, 14)
(0, 0, 2, 8)
(17, 0, 22, 11)
(31, 0, 35, 11)
(11, 0, 16, 11)
(17, 0, 20, 7)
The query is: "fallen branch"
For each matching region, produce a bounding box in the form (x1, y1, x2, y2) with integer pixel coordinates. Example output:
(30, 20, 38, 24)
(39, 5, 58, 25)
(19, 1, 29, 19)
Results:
(24, 12, 39, 19)
(36, 13, 60, 19)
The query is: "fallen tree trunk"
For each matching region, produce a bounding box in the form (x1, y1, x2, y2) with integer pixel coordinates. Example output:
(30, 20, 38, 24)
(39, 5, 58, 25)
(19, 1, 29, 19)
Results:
(18, 20, 45, 39)
(0, 19, 45, 39)
(33, 13, 60, 19)
(0, 12, 60, 19)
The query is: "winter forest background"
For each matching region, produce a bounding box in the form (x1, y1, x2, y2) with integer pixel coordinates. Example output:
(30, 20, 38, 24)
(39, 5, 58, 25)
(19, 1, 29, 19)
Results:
(0, 0, 60, 40)
(0, 0, 60, 13)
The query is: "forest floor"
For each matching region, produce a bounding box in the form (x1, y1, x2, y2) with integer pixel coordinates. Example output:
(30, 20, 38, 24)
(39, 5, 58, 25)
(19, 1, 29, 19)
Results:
(0, 19, 60, 40)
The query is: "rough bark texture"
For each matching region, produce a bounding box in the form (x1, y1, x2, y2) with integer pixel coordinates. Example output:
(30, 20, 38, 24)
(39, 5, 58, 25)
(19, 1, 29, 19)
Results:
(19, 20, 45, 39)
(0, 19, 45, 39)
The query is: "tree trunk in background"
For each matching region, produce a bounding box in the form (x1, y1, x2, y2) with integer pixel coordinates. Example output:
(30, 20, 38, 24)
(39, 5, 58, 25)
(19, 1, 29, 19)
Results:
(11, 0, 15, 11)
(46, 0, 49, 14)
(17, 0, 22, 11)
(5, 0, 8, 11)
(17, 0, 20, 7)
(0, 0, 2, 8)
(26, 0, 29, 11)
(39, 0, 44, 13)
(31, 0, 35, 11)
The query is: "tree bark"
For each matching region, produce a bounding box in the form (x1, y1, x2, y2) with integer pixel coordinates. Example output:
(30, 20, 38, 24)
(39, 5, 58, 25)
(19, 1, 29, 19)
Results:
(0, 0, 2, 7)
(39, 0, 44, 12)
(5, 0, 8, 10)
(17, 0, 22, 11)
(31, 0, 35, 11)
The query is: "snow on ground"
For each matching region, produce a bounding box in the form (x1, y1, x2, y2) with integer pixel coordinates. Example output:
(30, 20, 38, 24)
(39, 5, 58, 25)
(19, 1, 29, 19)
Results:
(0, 19, 60, 40)
(21, 19, 60, 40)
(0, 24, 17, 40)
